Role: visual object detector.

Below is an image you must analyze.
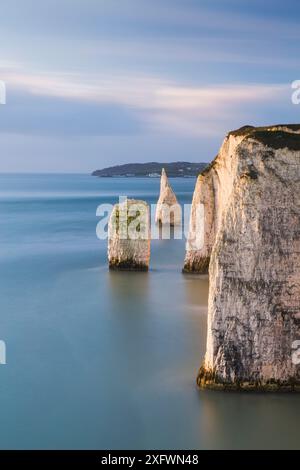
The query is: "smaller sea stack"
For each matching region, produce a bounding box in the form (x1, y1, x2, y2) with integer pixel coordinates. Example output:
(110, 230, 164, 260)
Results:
(108, 199, 150, 271)
(155, 168, 181, 226)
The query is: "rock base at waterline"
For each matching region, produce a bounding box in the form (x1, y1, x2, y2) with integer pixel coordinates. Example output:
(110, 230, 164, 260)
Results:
(182, 256, 210, 274)
(197, 366, 300, 392)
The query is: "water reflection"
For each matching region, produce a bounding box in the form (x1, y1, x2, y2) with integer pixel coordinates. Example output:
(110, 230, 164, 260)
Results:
(2, 174, 300, 449)
(183, 274, 209, 307)
(198, 390, 300, 449)
(107, 270, 150, 312)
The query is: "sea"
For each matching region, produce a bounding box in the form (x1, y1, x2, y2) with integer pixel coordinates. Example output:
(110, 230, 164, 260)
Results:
(0, 173, 299, 450)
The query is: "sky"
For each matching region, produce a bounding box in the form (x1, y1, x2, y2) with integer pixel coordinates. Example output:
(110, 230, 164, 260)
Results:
(0, 0, 300, 173)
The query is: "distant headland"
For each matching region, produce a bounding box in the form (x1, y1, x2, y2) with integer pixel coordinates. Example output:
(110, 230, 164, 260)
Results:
(92, 162, 208, 178)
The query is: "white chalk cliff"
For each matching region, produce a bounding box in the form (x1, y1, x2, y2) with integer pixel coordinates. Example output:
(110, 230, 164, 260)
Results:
(108, 199, 150, 271)
(190, 125, 300, 390)
(155, 168, 181, 226)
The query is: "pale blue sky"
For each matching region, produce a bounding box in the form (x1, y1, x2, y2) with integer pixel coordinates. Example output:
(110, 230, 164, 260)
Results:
(0, 0, 299, 172)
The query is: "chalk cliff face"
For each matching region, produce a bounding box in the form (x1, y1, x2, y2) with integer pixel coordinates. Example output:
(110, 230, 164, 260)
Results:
(193, 125, 300, 390)
(155, 168, 181, 226)
(184, 125, 300, 274)
(108, 199, 150, 271)
(183, 135, 239, 273)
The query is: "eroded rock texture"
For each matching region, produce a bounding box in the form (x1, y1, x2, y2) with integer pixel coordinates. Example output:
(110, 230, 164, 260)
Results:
(155, 168, 181, 226)
(108, 199, 150, 271)
(195, 125, 300, 390)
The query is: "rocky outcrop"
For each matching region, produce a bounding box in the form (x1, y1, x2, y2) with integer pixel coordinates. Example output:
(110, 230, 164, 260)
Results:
(194, 125, 300, 390)
(184, 125, 300, 273)
(155, 168, 181, 226)
(108, 199, 150, 271)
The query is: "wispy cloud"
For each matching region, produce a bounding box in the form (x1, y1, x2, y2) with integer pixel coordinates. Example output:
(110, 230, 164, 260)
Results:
(2, 67, 290, 137)
(71, 37, 299, 69)
(0, 0, 299, 172)
(2, 0, 299, 40)
(0, 60, 22, 70)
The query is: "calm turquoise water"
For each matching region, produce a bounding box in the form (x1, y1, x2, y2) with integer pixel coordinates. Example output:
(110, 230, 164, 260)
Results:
(0, 174, 299, 450)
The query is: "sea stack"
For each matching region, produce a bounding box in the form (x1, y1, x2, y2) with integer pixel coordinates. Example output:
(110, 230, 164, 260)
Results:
(155, 168, 181, 226)
(194, 125, 300, 390)
(108, 198, 150, 271)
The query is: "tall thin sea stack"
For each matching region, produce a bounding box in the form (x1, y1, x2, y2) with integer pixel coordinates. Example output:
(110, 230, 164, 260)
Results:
(155, 168, 181, 226)
(108, 199, 150, 271)
(193, 125, 300, 390)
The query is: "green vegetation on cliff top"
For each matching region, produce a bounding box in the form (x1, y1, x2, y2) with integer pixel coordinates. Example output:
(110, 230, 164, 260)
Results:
(200, 124, 300, 178)
(229, 124, 300, 150)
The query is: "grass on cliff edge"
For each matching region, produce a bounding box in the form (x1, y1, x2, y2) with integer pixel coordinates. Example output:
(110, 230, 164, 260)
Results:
(229, 124, 300, 150)
(200, 124, 300, 177)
